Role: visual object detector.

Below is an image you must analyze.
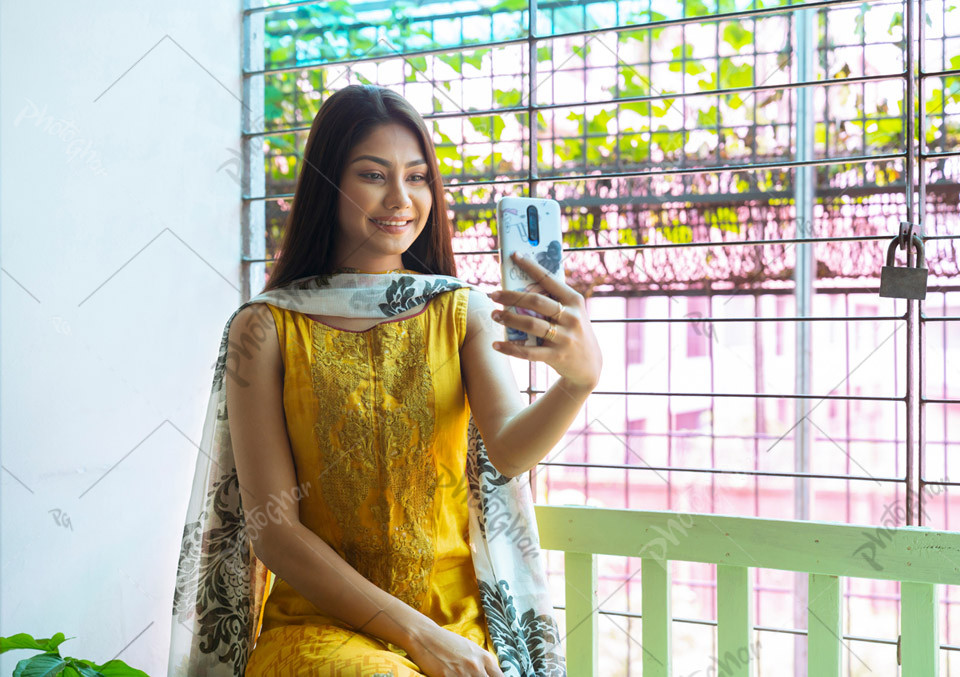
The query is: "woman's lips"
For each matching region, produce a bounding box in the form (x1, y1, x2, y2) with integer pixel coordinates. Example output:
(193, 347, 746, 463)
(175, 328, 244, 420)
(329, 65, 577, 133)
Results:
(370, 217, 413, 233)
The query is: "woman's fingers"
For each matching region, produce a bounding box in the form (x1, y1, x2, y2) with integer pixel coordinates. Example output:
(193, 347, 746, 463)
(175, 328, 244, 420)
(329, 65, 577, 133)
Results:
(491, 305, 563, 343)
(490, 288, 568, 324)
(506, 250, 579, 306)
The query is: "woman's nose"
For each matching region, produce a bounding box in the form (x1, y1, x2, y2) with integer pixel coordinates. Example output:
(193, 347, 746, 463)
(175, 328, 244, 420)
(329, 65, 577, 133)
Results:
(385, 181, 413, 208)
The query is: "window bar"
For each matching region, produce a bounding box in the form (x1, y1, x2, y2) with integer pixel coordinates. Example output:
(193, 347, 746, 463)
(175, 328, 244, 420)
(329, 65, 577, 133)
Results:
(916, 0, 929, 529)
(904, 0, 919, 526)
(526, 0, 540, 500)
(242, 0, 266, 300)
(794, 6, 816, 669)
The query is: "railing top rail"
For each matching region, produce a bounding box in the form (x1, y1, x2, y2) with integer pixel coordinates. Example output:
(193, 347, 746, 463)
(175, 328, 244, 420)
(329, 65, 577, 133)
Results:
(534, 505, 960, 585)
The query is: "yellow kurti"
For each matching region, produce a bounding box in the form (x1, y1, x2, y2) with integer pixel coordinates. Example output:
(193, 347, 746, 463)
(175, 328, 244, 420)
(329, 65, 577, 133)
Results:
(245, 278, 492, 676)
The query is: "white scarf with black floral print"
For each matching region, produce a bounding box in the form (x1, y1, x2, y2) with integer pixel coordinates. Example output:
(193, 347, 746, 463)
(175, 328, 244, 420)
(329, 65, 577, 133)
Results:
(168, 270, 566, 676)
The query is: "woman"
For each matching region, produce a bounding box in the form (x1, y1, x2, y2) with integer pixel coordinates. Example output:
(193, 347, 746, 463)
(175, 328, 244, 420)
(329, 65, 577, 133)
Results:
(171, 84, 601, 677)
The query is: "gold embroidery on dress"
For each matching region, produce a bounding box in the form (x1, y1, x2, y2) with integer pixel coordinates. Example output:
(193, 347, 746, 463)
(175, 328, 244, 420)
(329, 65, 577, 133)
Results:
(309, 316, 437, 612)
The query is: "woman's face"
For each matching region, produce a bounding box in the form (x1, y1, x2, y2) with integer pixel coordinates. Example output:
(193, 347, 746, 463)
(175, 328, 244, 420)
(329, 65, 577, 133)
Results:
(334, 122, 433, 271)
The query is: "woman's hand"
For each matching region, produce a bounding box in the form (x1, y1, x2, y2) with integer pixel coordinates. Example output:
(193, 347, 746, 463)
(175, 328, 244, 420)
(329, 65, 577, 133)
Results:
(489, 251, 602, 390)
(404, 623, 505, 677)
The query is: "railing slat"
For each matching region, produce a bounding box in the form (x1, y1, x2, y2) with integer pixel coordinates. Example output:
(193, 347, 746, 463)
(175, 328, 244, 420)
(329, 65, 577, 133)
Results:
(807, 573, 842, 677)
(717, 564, 755, 677)
(564, 551, 597, 677)
(901, 581, 939, 677)
(641, 558, 671, 677)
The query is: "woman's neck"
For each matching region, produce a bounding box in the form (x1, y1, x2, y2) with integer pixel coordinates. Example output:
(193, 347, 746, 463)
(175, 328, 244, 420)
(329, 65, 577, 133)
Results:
(334, 265, 408, 274)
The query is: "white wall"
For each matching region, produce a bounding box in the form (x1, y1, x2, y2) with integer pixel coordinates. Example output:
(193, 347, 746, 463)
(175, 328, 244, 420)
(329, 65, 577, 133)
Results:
(1, 2, 242, 674)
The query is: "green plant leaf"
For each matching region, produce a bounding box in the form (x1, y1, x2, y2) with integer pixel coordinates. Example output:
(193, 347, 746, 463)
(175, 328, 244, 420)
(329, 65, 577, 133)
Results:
(64, 660, 103, 677)
(565, 110, 586, 133)
(437, 53, 463, 75)
(468, 115, 505, 140)
(404, 55, 427, 82)
(686, 0, 711, 17)
(719, 57, 753, 89)
(697, 71, 718, 92)
(722, 22, 752, 51)
(587, 109, 615, 135)
(619, 9, 667, 40)
(2, 633, 71, 655)
(494, 88, 522, 107)
(888, 9, 903, 35)
(661, 224, 693, 244)
(571, 44, 591, 59)
(13, 653, 67, 677)
(697, 105, 718, 127)
(556, 138, 584, 162)
(462, 48, 488, 70)
(621, 100, 651, 117)
(651, 97, 677, 118)
(618, 134, 650, 163)
(490, 0, 527, 10)
(618, 228, 638, 246)
(653, 130, 684, 153)
(87, 660, 149, 677)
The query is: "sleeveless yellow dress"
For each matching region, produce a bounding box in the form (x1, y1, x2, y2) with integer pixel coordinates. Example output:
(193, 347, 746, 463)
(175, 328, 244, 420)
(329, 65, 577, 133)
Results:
(244, 274, 493, 676)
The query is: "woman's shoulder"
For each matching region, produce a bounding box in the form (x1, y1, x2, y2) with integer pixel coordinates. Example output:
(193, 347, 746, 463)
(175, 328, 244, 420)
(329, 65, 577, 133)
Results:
(225, 302, 284, 383)
(232, 301, 280, 331)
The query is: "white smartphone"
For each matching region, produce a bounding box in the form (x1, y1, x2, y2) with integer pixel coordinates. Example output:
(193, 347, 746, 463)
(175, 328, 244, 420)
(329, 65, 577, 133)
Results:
(495, 196, 566, 348)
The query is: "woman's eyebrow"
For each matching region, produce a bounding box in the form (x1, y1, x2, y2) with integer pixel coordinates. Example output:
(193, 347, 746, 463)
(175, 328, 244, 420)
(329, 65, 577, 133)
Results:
(349, 154, 427, 168)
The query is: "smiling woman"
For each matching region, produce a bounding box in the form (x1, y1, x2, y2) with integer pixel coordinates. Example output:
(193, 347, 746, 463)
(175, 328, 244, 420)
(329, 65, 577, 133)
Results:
(168, 84, 584, 677)
(330, 123, 433, 273)
(258, 85, 460, 289)
(240, 87, 509, 677)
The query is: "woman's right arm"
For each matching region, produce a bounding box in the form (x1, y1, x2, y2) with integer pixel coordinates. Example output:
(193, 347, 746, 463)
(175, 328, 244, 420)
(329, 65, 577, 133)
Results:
(224, 303, 435, 652)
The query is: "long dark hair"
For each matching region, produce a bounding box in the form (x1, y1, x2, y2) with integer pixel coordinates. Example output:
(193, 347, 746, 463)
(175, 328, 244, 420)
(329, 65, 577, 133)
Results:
(260, 85, 458, 293)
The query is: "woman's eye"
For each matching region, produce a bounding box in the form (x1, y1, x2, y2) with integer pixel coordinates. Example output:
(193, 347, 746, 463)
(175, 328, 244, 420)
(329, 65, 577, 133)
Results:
(361, 172, 427, 182)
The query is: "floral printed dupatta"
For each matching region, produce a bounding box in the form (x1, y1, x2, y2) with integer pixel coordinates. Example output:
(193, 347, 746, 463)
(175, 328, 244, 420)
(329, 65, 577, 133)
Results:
(168, 271, 566, 677)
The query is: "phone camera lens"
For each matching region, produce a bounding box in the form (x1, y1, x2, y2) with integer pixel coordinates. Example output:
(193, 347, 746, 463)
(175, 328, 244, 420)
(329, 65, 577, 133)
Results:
(526, 205, 540, 244)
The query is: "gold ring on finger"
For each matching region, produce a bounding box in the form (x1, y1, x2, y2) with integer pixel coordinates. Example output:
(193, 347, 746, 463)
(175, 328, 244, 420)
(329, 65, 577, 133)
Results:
(542, 322, 559, 342)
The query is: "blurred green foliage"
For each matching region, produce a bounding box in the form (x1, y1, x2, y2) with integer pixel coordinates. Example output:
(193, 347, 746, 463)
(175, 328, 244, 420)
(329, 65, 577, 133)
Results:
(257, 0, 957, 249)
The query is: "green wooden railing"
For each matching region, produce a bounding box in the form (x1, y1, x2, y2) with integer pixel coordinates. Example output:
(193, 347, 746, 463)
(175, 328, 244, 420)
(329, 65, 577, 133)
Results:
(534, 505, 960, 677)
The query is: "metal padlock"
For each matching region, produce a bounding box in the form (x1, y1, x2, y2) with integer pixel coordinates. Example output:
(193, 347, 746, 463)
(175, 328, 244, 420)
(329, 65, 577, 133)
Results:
(879, 234, 927, 300)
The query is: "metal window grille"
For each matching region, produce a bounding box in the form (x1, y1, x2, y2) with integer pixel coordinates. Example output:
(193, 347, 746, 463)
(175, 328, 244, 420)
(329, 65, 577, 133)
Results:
(240, 0, 959, 673)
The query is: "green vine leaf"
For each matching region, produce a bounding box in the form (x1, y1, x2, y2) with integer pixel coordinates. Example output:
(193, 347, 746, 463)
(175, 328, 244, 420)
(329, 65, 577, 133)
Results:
(697, 105, 718, 127)
(468, 115, 505, 140)
(722, 22, 752, 52)
(490, 0, 527, 10)
(494, 88, 522, 107)
(437, 53, 463, 75)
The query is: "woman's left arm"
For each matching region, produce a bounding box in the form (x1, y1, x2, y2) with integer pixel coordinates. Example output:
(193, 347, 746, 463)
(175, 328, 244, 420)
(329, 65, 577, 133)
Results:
(460, 251, 603, 479)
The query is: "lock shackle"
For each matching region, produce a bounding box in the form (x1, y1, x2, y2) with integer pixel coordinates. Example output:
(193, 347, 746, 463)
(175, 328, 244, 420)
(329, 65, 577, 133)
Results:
(885, 234, 925, 268)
